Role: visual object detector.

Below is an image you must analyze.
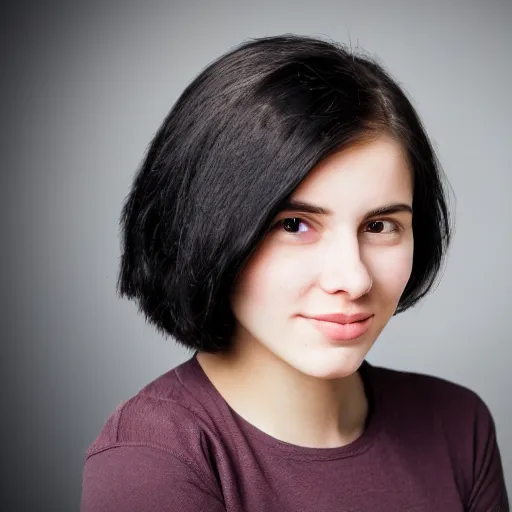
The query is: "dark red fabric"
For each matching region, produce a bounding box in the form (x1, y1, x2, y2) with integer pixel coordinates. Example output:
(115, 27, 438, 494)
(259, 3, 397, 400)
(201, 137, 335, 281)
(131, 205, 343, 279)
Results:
(81, 354, 509, 511)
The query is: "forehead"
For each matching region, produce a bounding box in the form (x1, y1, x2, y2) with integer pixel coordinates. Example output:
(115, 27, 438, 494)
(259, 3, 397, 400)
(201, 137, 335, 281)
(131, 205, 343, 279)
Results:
(292, 136, 412, 211)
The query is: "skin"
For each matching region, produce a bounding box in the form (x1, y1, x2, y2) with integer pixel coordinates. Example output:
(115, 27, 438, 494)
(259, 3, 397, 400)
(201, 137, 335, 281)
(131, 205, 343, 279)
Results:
(197, 134, 414, 448)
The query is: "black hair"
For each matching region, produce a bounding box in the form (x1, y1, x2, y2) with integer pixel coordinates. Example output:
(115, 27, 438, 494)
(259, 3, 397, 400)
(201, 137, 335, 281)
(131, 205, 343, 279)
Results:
(118, 34, 451, 353)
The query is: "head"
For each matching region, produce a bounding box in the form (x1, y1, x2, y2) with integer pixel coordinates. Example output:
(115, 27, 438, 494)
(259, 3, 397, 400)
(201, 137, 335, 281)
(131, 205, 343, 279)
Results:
(118, 34, 451, 376)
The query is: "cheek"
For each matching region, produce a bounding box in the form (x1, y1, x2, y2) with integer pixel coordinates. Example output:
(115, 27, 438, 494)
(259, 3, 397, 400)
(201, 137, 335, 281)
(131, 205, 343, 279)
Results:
(367, 243, 414, 297)
(230, 245, 305, 318)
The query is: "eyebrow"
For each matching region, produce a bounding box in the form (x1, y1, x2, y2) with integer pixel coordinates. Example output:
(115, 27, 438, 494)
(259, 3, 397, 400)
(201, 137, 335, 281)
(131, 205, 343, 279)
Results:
(279, 200, 413, 220)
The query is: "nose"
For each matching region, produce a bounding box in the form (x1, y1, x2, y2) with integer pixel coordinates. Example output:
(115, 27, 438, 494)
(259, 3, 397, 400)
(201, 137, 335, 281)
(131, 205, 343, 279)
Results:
(317, 232, 372, 299)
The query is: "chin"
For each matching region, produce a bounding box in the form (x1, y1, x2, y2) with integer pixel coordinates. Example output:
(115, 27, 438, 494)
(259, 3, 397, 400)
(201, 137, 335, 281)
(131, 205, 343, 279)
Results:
(283, 346, 370, 380)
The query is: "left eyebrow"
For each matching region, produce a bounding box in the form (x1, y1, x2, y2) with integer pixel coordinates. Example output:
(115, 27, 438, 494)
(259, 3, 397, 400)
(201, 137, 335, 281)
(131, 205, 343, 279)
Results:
(278, 200, 413, 219)
(363, 203, 413, 221)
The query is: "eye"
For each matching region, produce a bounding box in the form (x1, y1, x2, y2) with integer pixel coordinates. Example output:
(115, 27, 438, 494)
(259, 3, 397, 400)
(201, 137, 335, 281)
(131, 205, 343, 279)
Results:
(365, 220, 399, 234)
(278, 217, 311, 234)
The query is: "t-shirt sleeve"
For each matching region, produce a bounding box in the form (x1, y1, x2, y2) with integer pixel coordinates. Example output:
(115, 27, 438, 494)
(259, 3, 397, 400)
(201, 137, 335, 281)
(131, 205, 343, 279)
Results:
(466, 397, 509, 512)
(81, 445, 226, 512)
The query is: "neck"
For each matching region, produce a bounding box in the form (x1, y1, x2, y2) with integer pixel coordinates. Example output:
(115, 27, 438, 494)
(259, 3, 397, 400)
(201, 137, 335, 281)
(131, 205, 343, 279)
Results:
(196, 336, 369, 449)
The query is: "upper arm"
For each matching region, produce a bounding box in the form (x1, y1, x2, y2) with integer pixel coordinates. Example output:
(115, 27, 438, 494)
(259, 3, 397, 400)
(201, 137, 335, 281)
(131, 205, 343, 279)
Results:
(81, 445, 226, 512)
(466, 398, 509, 512)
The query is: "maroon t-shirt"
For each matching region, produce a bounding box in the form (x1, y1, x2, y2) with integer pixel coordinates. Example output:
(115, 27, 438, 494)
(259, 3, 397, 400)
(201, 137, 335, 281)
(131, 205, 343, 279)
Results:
(81, 354, 509, 511)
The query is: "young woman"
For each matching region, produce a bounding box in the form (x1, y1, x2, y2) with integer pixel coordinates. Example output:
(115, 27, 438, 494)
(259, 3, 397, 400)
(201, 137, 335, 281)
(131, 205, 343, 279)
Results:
(81, 35, 509, 511)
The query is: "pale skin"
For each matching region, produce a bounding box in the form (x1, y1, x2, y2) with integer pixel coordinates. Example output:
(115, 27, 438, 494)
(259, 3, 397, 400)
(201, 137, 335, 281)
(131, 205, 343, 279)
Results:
(198, 134, 414, 449)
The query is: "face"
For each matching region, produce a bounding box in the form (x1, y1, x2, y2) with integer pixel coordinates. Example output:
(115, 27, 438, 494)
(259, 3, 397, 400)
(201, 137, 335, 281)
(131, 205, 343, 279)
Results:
(229, 135, 414, 379)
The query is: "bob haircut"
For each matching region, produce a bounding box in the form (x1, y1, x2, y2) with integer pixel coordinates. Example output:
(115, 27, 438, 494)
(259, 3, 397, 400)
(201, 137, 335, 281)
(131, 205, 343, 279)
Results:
(118, 34, 451, 353)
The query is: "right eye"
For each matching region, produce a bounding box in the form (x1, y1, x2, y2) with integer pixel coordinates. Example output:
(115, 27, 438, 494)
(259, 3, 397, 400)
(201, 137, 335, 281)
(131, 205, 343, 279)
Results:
(277, 217, 311, 234)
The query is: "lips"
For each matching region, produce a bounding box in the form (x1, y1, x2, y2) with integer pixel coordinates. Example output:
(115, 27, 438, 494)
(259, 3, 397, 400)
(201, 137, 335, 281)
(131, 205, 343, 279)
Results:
(302, 312, 374, 342)
(308, 312, 373, 324)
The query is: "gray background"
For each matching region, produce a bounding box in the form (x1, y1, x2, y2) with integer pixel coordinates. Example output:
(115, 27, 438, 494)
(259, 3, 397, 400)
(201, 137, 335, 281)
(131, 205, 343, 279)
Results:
(3, 0, 511, 510)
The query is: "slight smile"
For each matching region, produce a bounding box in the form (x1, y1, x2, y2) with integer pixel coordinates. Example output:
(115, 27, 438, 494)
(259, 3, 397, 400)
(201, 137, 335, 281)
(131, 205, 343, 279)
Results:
(302, 314, 374, 342)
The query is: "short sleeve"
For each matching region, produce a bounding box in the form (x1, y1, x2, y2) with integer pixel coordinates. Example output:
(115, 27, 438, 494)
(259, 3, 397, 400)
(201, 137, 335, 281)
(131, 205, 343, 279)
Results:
(466, 397, 509, 512)
(81, 445, 226, 512)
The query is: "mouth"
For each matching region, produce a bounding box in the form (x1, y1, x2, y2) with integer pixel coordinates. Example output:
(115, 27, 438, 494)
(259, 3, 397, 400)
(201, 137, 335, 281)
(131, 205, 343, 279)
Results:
(308, 312, 373, 324)
(303, 314, 374, 342)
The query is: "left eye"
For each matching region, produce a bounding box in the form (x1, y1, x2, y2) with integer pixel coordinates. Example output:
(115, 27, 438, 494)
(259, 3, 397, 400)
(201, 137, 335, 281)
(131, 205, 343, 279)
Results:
(365, 220, 398, 233)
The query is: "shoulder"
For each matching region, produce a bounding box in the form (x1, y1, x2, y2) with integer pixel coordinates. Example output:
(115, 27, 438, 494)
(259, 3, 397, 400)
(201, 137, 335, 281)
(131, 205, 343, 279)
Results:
(367, 363, 508, 509)
(81, 357, 228, 510)
(367, 363, 500, 482)
(85, 356, 216, 464)
(365, 362, 496, 461)
(367, 362, 487, 417)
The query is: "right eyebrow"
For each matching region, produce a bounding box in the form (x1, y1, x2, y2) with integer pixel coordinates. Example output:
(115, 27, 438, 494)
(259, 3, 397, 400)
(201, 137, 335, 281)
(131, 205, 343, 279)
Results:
(278, 200, 332, 215)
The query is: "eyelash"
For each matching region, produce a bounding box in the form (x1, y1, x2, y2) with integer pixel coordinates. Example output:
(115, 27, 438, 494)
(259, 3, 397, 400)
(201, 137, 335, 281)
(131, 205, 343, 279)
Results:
(273, 217, 401, 235)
